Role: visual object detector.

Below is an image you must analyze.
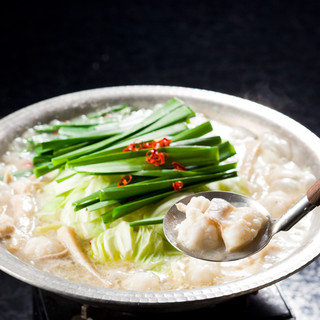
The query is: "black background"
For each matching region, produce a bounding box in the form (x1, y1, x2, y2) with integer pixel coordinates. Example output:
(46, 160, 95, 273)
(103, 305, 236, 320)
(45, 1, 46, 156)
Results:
(1, 1, 320, 319)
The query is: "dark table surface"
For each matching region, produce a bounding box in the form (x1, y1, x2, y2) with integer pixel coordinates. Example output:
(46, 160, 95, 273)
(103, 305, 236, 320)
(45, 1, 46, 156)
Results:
(1, 1, 320, 319)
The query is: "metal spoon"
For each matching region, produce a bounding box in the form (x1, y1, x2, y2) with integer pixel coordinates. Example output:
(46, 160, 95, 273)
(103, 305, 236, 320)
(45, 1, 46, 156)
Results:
(163, 178, 320, 262)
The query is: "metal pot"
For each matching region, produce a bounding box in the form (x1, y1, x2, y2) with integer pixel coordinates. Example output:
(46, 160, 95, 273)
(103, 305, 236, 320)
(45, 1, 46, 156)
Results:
(1, 85, 319, 312)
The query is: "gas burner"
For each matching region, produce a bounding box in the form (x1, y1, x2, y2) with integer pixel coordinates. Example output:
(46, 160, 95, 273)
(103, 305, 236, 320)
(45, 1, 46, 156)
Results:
(33, 284, 294, 320)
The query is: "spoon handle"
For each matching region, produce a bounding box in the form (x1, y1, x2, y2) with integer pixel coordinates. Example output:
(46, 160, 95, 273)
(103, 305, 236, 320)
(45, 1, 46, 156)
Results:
(307, 177, 320, 206)
(272, 178, 320, 234)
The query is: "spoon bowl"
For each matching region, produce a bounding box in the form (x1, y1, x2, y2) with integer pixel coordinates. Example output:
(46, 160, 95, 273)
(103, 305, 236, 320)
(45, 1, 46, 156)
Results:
(163, 191, 273, 262)
(164, 177, 320, 262)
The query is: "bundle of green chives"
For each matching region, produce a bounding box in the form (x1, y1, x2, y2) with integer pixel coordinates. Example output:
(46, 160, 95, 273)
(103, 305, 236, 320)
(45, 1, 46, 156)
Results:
(31, 98, 237, 226)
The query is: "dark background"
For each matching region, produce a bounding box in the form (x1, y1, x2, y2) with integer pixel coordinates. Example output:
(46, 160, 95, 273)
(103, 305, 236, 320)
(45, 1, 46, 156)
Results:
(1, 1, 320, 319)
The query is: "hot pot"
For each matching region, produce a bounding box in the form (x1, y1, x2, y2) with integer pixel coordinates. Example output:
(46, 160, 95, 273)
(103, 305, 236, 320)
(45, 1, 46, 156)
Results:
(0, 85, 319, 312)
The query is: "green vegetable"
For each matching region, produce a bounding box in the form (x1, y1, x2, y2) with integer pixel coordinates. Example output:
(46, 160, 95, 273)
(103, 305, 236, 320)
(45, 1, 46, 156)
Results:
(111, 190, 177, 220)
(99, 172, 236, 201)
(171, 121, 213, 141)
(30, 98, 239, 267)
(73, 146, 219, 174)
(51, 122, 187, 166)
(129, 216, 165, 227)
(90, 220, 169, 268)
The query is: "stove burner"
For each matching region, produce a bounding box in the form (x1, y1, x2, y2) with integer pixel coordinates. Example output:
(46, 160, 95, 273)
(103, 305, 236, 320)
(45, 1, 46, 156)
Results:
(33, 284, 294, 319)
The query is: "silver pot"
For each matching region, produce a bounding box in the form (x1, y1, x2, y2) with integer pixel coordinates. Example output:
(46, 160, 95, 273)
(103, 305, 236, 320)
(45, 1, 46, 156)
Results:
(1, 85, 319, 312)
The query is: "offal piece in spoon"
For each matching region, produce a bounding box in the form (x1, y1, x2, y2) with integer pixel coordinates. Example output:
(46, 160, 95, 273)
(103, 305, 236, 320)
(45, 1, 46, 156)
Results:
(176, 196, 269, 253)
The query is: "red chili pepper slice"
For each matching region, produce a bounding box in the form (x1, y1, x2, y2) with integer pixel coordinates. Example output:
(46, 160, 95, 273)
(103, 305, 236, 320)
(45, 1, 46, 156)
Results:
(123, 137, 171, 165)
(152, 137, 171, 149)
(142, 141, 153, 149)
(117, 174, 133, 187)
(172, 162, 186, 171)
(124, 137, 171, 153)
(146, 149, 168, 166)
(162, 137, 172, 146)
(172, 181, 183, 191)
(123, 142, 143, 152)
